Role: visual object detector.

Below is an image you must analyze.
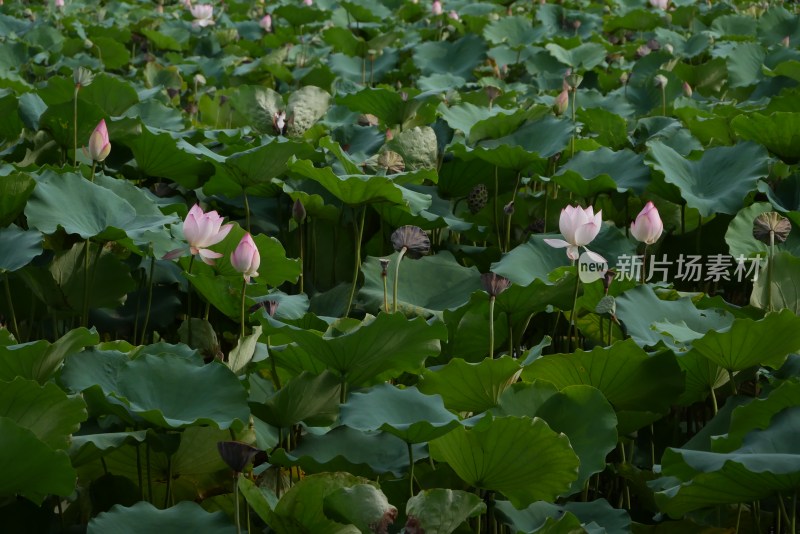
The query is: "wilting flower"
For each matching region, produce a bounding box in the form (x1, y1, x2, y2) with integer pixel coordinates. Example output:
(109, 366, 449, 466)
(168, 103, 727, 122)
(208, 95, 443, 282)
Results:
(190, 4, 214, 27)
(630, 201, 663, 245)
(544, 205, 605, 262)
(274, 111, 287, 135)
(217, 441, 260, 473)
(391, 225, 430, 259)
(165, 204, 234, 265)
(753, 212, 792, 244)
(481, 273, 511, 297)
(259, 13, 272, 32)
(86, 119, 111, 162)
(231, 233, 261, 282)
(432, 0, 443, 16)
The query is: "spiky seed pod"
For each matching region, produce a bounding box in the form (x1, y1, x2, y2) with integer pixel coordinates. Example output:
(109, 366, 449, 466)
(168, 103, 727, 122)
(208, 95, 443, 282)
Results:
(467, 184, 489, 214)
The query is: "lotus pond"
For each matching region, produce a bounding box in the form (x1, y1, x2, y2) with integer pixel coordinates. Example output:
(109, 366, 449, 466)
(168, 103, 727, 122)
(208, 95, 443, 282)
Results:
(2, 0, 800, 532)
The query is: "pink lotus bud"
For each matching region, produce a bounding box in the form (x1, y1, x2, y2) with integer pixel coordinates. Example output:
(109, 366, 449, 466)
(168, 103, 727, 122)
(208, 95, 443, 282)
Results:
(448, 10, 459, 20)
(630, 201, 663, 245)
(231, 233, 261, 282)
(553, 87, 569, 116)
(682, 81, 693, 97)
(303, 0, 312, 5)
(649, 0, 668, 9)
(544, 205, 605, 262)
(432, 0, 443, 16)
(55, 0, 65, 8)
(259, 13, 272, 32)
(87, 119, 111, 162)
(782, 36, 791, 47)
(190, 4, 214, 27)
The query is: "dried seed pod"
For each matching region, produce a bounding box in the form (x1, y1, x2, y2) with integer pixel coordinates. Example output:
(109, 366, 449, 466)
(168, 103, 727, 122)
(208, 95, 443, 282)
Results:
(377, 150, 405, 174)
(391, 225, 430, 259)
(481, 272, 511, 297)
(217, 441, 260, 473)
(357, 113, 379, 127)
(753, 212, 792, 243)
(467, 184, 489, 214)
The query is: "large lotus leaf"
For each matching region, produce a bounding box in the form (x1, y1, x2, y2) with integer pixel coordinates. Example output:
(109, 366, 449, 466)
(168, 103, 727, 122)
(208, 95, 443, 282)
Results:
(69, 430, 148, 468)
(288, 158, 406, 206)
(340, 384, 459, 444)
(430, 416, 579, 508)
(79, 73, 139, 116)
(441, 297, 509, 362)
(360, 251, 482, 316)
(328, 50, 400, 85)
(496, 499, 631, 534)
(387, 126, 439, 170)
(0, 225, 42, 273)
(477, 116, 573, 161)
(92, 174, 178, 241)
(494, 278, 575, 344)
(689, 309, 800, 372)
(645, 141, 768, 217)
(269, 472, 371, 534)
(250, 371, 340, 429)
(340, 0, 392, 21)
(615, 285, 734, 351)
(731, 112, 800, 163)
(653, 406, 800, 518)
(286, 85, 331, 137)
(39, 99, 106, 152)
(484, 15, 544, 48)
(751, 252, 800, 314)
(522, 340, 684, 434)
(419, 357, 521, 414)
(337, 88, 406, 128)
(405, 489, 486, 534)
(0, 418, 76, 504)
(0, 173, 35, 227)
(262, 313, 445, 388)
(494, 383, 618, 496)
(0, 378, 86, 450)
(323, 484, 397, 533)
(552, 148, 651, 196)
(413, 34, 486, 78)
(725, 202, 800, 259)
(545, 42, 607, 70)
(87, 501, 236, 534)
(0, 327, 98, 384)
(439, 103, 530, 144)
(271, 426, 425, 478)
(675, 351, 730, 406)
(121, 126, 214, 189)
(226, 85, 283, 133)
(25, 171, 137, 239)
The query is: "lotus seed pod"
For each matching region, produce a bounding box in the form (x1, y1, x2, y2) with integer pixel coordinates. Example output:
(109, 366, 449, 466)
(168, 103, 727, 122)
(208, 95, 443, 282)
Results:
(467, 184, 489, 214)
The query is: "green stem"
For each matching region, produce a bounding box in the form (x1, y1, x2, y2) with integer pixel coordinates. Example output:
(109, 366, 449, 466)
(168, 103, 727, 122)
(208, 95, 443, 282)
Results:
(779, 493, 792, 529)
(661, 85, 666, 116)
(164, 454, 172, 508)
(345, 206, 367, 317)
(3, 274, 20, 342)
(494, 166, 501, 247)
(382, 274, 389, 313)
(268, 335, 281, 390)
(489, 296, 496, 359)
(140, 251, 156, 345)
(234, 473, 241, 534)
(239, 277, 247, 339)
(392, 247, 407, 313)
(792, 491, 796, 534)
(710, 385, 719, 415)
(728, 369, 738, 395)
(299, 222, 304, 294)
(73, 85, 79, 168)
(90, 161, 96, 183)
(735, 502, 742, 534)
(186, 256, 195, 346)
(136, 443, 144, 501)
(641, 244, 648, 285)
(146, 441, 153, 504)
(768, 230, 774, 312)
(570, 89, 577, 157)
(407, 442, 415, 498)
(82, 239, 91, 328)
(570, 265, 581, 351)
(243, 192, 251, 233)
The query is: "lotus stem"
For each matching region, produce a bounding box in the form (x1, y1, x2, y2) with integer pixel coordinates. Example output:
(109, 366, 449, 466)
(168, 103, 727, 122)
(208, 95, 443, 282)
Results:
(234, 473, 241, 534)
(239, 277, 247, 339)
(136, 443, 144, 501)
(268, 335, 281, 390)
(187, 255, 195, 345)
(494, 166, 501, 247)
(661, 85, 666, 116)
(146, 441, 153, 504)
(81, 239, 91, 328)
(641, 244, 648, 285)
(407, 442, 415, 498)
(140, 250, 155, 345)
(768, 230, 774, 312)
(792, 492, 796, 534)
(382, 274, 389, 313)
(392, 247, 408, 313)
(570, 88, 577, 157)
(735, 502, 742, 534)
(3, 274, 19, 342)
(779, 493, 792, 529)
(298, 221, 304, 294)
(164, 455, 172, 508)
(570, 265, 580, 351)
(728, 369, 738, 395)
(73, 85, 79, 168)
(243, 192, 251, 233)
(489, 296, 496, 359)
(710, 385, 719, 415)
(345, 206, 366, 317)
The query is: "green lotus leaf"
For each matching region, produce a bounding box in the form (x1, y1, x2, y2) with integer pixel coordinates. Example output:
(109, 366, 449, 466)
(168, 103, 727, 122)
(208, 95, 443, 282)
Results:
(724, 202, 800, 259)
(653, 405, 800, 518)
(340, 384, 459, 444)
(0, 225, 42, 273)
(724, 42, 765, 88)
(140, 25, 189, 52)
(545, 42, 607, 70)
(553, 148, 651, 196)
(645, 141, 768, 217)
(360, 251, 482, 316)
(0, 172, 35, 227)
(386, 125, 439, 170)
(288, 158, 406, 206)
(477, 115, 573, 161)
(340, 0, 392, 22)
(328, 50, 399, 85)
(522, 339, 684, 434)
(337, 87, 408, 128)
(604, 8, 662, 31)
(413, 34, 486, 79)
(250, 370, 340, 429)
(87, 501, 236, 534)
(496, 499, 631, 534)
(690, 309, 800, 372)
(439, 102, 530, 144)
(0, 417, 76, 505)
(79, 73, 139, 116)
(323, 484, 396, 533)
(484, 15, 544, 48)
(418, 357, 521, 414)
(575, 108, 628, 150)
(0, 327, 98, 384)
(25, 171, 137, 239)
(405, 489, 486, 534)
(675, 351, 730, 406)
(273, 3, 329, 26)
(430, 416, 580, 508)
(39, 99, 106, 152)
(271, 426, 425, 478)
(751, 252, 800, 314)
(0, 378, 86, 450)
(633, 117, 703, 157)
(494, 383, 618, 495)
(731, 112, 800, 163)
(0, 91, 23, 142)
(262, 312, 446, 388)
(441, 297, 509, 362)
(69, 431, 148, 468)
(710, 14, 757, 37)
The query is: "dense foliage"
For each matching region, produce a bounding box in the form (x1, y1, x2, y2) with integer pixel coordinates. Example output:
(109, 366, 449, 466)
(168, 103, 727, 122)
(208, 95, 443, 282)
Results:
(1, 0, 800, 532)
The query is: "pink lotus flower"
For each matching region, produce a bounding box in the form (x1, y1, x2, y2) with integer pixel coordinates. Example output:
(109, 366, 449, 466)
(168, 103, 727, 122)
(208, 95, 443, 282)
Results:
(259, 13, 272, 32)
(303, 0, 312, 5)
(165, 204, 234, 265)
(544, 205, 605, 262)
(448, 10, 459, 20)
(55, 0, 65, 8)
(649, 0, 668, 9)
(630, 201, 663, 245)
(86, 119, 111, 162)
(231, 233, 261, 282)
(553, 86, 569, 116)
(190, 4, 214, 27)
(432, 0, 443, 16)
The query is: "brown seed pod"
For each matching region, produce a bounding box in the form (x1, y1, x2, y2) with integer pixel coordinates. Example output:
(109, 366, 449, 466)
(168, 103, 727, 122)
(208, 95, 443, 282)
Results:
(391, 225, 430, 259)
(467, 184, 489, 214)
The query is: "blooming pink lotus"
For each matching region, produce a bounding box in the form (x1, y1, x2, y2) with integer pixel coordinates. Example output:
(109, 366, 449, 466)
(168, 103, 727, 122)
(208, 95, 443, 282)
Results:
(544, 205, 605, 262)
(259, 13, 272, 32)
(165, 204, 233, 265)
(630, 201, 663, 245)
(55, 0, 65, 8)
(190, 4, 214, 27)
(231, 233, 261, 282)
(86, 119, 111, 162)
